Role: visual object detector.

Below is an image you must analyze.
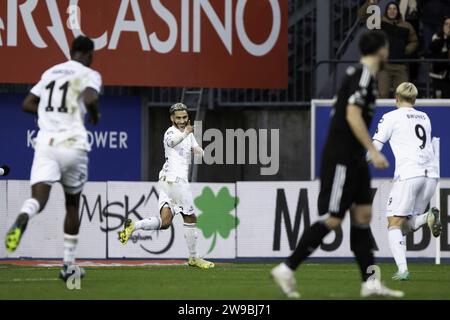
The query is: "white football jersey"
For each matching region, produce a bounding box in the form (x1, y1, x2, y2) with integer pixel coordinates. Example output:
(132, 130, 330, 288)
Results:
(373, 107, 439, 180)
(159, 126, 199, 181)
(30, 60, 102, 151)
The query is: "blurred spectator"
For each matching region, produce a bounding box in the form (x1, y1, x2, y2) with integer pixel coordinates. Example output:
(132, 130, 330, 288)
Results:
(399, 0, 419, 33)
(378, 2, 418, 98)
(398, 0, 420, 81)
(358, 0, 379, 24)
(418, 0, 450, 53)
(429, 17, 450, 98)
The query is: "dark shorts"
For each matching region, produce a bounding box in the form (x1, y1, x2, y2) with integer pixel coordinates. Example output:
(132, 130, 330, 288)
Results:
(318, 157, 372, 219)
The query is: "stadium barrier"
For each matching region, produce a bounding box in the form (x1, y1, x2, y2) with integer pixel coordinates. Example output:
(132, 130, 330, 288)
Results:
(1, 180, 449, 260)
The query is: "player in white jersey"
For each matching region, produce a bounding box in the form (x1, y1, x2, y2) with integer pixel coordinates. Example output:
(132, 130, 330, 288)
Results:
(118, 103, 214, 269)
(5, 36, 101, 281)
(371, 82, 442, 280)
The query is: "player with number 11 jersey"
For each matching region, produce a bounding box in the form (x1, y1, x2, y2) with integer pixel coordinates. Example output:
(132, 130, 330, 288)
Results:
(5, 36, 101, 282)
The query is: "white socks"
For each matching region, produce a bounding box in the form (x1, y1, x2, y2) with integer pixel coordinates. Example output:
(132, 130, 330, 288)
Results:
(389, 213, 429, 273)
(134, 217, 162, 230)
(388, 227, 408, 273)
(63, 234, 78, 266)
(133, 218, 199, 259)
(402, 213, 428, 235)
(184, 223, 198, 259)
(20, 198, 40, 219)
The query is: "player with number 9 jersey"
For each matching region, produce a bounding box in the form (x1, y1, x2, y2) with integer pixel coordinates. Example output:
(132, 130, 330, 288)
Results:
(373, 101, 438, 181)
(371, 82, 442, 281)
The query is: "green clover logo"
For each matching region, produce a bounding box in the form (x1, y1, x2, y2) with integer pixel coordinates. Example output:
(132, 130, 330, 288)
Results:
(195, 187, 239, 254)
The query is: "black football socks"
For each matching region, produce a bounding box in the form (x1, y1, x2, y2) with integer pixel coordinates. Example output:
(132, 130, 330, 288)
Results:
(285, 221, 330, 270)
(350, 225, 376, 282)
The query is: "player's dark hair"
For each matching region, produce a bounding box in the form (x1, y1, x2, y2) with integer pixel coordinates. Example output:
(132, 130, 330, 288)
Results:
(169, 103, 188, 115)
(384, 1, 401, 20)
(358, 31, 388, 56)
(71, 36, 94, 55)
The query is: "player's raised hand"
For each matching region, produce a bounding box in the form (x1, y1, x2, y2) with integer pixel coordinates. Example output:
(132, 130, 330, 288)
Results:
(370, 150, 389, 169)
(185, 120, 194, 134)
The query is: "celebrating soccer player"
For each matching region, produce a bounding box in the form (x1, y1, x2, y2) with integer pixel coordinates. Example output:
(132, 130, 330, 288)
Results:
(5, 36, 102, 281)
(371, 82, 442, 281)
(271, 31, 404, 298)
(118, 103, 214, 269)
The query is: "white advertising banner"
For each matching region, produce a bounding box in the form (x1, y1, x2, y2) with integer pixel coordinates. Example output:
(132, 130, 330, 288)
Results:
(0, 180, 448, 259)
(0, 181, 107, 259)
(104, 182, 237, 259)
(236, 180, 449, 258)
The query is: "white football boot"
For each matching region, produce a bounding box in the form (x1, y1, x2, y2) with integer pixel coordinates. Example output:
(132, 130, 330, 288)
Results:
(361, 278, 404, 298)
(271, 263, 300, 298)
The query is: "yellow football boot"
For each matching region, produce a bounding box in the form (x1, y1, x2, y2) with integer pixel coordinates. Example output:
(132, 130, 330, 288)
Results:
(188, 257, 215, 269)
(119, 219, 135, 245)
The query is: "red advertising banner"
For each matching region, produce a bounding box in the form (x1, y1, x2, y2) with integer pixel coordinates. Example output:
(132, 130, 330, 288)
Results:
(0, 0, 288, 88)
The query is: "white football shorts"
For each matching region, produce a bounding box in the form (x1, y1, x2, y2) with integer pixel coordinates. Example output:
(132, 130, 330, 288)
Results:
(30, 144, 88, 194)
(386, 176, 438, 217)
(157, 179, 195, 216)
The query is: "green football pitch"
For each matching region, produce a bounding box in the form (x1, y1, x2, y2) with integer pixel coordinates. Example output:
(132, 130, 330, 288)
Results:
(0, 262, 449, 300)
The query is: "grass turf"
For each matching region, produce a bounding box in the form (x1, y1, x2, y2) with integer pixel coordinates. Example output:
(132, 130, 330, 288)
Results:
(0, 263, 449, 300)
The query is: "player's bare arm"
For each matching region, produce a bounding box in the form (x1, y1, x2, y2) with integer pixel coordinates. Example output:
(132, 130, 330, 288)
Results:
(22, 93, 40, 114)
(346, 104, 389, 169)
(84, 87, 100, 125)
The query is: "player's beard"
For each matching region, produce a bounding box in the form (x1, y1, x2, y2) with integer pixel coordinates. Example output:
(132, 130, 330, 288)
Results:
(176, 123, 186, 130)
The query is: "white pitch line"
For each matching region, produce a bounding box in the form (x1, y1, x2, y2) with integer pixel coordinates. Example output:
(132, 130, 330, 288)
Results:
(34, 262, 185, 267)
(9, 278, 59, 282)
(303, 269, 439, 273)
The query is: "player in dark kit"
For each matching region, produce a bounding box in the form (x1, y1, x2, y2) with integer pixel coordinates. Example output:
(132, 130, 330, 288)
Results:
(272, 31, 404, 298)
